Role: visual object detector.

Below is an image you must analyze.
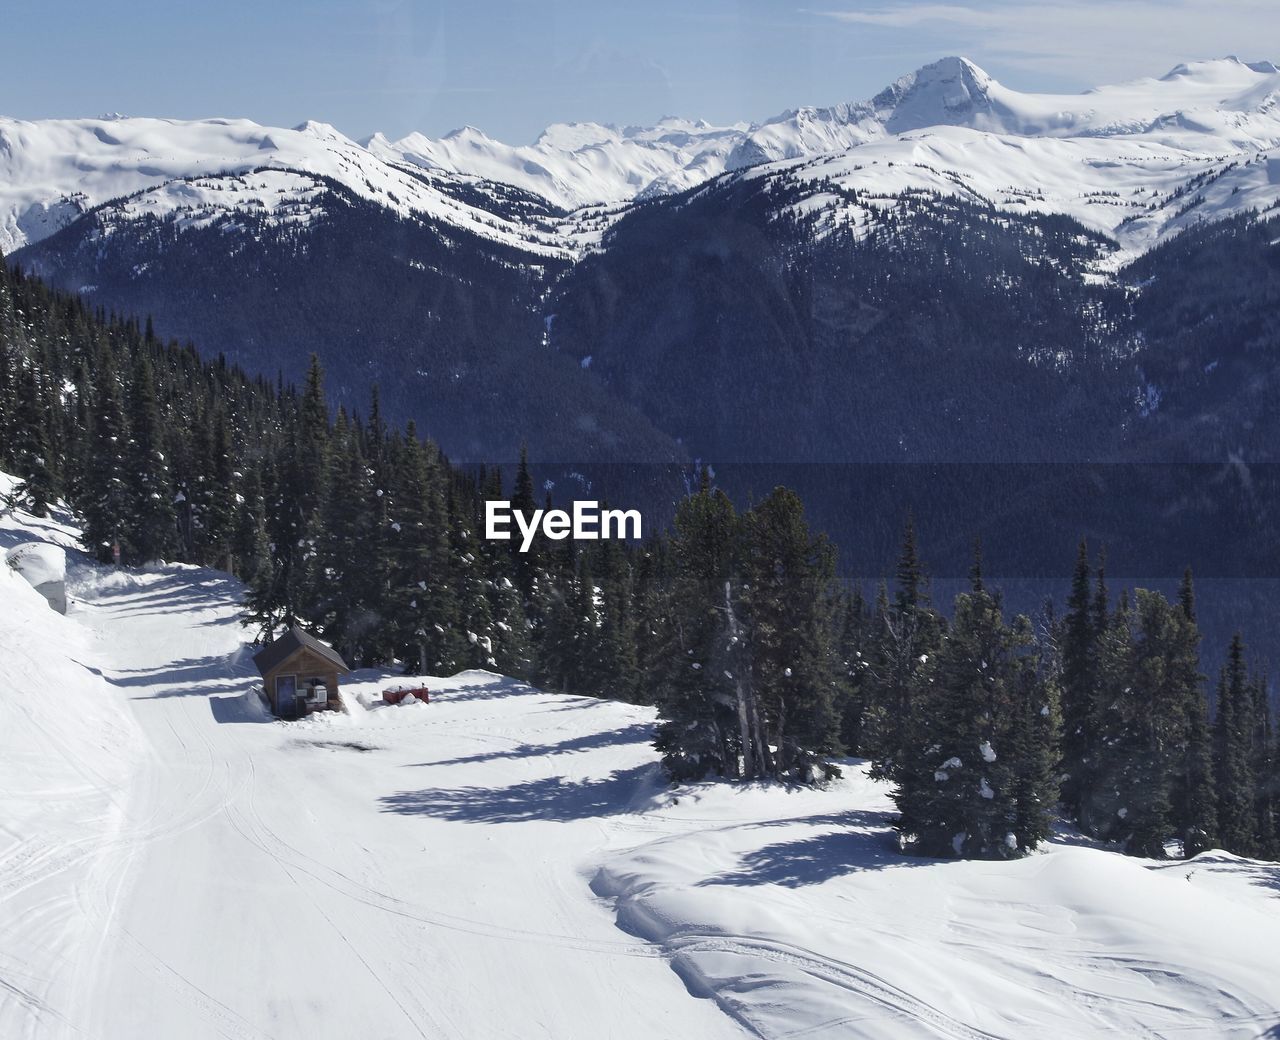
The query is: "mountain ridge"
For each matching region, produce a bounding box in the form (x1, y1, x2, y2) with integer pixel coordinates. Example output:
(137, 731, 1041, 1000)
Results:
(5, 55, 1280, 259)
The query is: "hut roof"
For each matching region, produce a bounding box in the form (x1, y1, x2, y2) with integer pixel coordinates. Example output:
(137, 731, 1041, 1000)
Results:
(252, 626, 351, 676)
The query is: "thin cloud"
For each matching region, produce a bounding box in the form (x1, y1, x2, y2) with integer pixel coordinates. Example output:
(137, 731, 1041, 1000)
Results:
(813, 1, 1280, 86)
(815, 4, 1001, 29)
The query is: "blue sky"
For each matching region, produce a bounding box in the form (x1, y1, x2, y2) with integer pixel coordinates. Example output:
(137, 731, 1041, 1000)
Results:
(4, 1, 1274, 142)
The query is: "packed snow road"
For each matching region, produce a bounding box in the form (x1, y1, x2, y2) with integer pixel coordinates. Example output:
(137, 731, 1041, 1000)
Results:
(3, 500, 1280, 1039)
(0, 552, 740, 1038)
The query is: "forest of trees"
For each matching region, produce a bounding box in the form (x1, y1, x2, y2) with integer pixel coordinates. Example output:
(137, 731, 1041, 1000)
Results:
(2, 253, 1277, 865)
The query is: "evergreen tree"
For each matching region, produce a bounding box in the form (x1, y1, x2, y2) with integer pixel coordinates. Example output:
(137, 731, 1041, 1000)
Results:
(124, 350, 177, 562)
(835, 585, 872, 756)
(740, 487, 842, 782)
(10, 361, 58, 516)
(652, 484, 745, 781)
(1086, 591, 1135, 837)
(1059, 540, 1097, 823)
(321, 413, 382, 662)
(1250, 675, 1276, 859)
(509, 444, 539, 610)
(1121, 591, 1199, 857)
(863, 516, 942, 783)
(78, 348, 130, 560)
(391, 427, 460, 674)
(1214, 634, 1257, 856)
(894, 563, 1058, 858)
(593, 534, 640, 702)
(203, 406, 238, 571)
(1174, 570, 1217, 858)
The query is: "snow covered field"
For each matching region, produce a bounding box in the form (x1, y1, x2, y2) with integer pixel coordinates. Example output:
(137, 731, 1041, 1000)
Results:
(2, 491, 1279, 1039)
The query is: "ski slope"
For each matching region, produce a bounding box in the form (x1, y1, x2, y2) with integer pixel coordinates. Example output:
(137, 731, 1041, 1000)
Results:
(2, 489, 1279, 1039)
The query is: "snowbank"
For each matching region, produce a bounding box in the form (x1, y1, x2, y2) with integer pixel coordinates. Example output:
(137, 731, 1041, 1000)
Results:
(6, 539, 66, 587)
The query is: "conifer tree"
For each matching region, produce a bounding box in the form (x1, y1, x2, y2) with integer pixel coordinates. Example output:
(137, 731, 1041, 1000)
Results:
(1214, 635, 1257, 856)
(510, 444, 539, 609)
(10, 361, 58, 516)
(279, 357, 332, 626)
(391, 427, 459, 674)
(1086, 591, 1134, 837)
(631, 540, 673, 707)
(124, 350, 177, 562)
(203, 406, 238, 571)
(593, 534, 640, 702)
(1173, 570, 1217, 857)
(835, 585, 871, 756)
(321, 414, 382, 662)
(1250, 675, 1275, 859)
(448, 481, 498, 671)
(864, 516, 942, 782)
(740, 487, 842, 782)
(1059, 540, 1097, 822)
(652, 484, 745, 781)
(1007, 615, 1063, 854)
(1121, 590, 1199, 857)
(894, 561, 1057, 858)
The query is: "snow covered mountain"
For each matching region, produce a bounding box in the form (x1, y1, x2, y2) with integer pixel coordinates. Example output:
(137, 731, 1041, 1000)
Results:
(735, 56, 1280, 261)
(366, 54, 1280, 230)
(4, 56, 1279, 260)
(0, 115, 573, 257)
(364, 117, 749, 212)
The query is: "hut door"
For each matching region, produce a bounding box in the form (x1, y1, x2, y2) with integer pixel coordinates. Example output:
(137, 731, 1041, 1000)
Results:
(276, 675, 298, 715)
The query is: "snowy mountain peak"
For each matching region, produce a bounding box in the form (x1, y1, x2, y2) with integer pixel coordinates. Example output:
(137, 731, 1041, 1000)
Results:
(877, 55, 1000, 133)
(1161, 55, 1279, 80)
(442, 124, 495, 143)
(292, 119, 356, 144)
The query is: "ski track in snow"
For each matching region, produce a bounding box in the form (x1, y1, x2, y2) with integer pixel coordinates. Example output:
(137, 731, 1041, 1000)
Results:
(2, 491, 1280, 1038)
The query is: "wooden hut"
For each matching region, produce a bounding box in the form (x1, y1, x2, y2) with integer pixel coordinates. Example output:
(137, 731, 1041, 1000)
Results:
(252, 626, 351, 718)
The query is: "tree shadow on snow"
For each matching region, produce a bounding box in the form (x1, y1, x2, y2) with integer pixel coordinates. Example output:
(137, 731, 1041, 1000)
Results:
(438, 675, 541, 703)
(699, 815, 931, 888)
(417, 722, 654, 767)
(103, 657, 250, 696)
(1240, 862, 1280, 897)
(379, 764, 661, 823)
(81, 569, 242, 607)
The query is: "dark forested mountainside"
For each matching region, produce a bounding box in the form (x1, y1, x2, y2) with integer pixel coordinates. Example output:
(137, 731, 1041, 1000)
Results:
(14, 174, 683, 465)
(1117, 213, 1280, 461)
(549, 175, 1130, 464)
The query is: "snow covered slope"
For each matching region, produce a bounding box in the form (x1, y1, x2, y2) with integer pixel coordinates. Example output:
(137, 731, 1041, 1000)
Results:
(365, 117, 749, 212)
(0, 116, 572, 257)
(368, 55, 1280, 224)
(734, 56, 1280, 262)
(5, 56, 1279, 260)
(2, 487, 1279, 1038)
